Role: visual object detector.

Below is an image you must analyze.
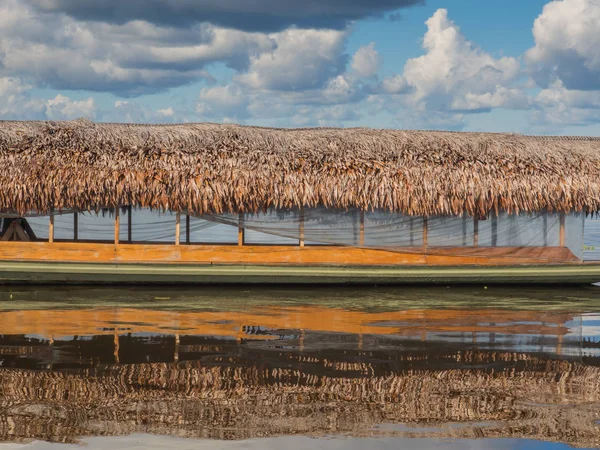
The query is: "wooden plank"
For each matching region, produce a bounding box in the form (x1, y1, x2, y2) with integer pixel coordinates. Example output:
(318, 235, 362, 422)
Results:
(114, 209, 120, 245)
(0, 241, 581, 267)
(175, 212, 181, 246)
(21, 219, 37, 241)
(49, 216, 54, 243)
(13, 222, 29, 242)
(0, 222, 14, 241)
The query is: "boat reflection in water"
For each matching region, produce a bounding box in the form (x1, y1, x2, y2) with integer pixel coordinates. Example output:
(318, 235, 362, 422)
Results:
(1, 285, 600, 449)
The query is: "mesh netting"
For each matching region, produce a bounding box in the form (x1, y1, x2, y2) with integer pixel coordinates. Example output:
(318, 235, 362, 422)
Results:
(0, 207, 586, 261)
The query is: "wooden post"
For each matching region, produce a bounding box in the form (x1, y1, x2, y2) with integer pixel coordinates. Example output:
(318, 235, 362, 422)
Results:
(299, 207, 305, 248)
(175, 212, 181, 246)
(238, 212, 244, 247)
(422, 216, 428, 250)
(473, 217, 479, 247)
(127, 205, 132, 243)
(73, 213, 78, 241)
(114, 208, 120, 245)
(543, 214, 548, 246)
(559, 212, 566, 247)
(462, 215, 468, 246)
(49, 215, 54, 243)
(409, 217, 414, 246)
(186, 215, 191, 244)
(359, 210, 365, 246)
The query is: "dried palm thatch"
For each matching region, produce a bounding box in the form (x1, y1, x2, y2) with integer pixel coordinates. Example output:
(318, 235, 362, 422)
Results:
(1, 119, 600, 216)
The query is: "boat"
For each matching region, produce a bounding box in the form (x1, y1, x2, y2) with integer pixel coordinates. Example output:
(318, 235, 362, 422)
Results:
(1, 119, 599, 284)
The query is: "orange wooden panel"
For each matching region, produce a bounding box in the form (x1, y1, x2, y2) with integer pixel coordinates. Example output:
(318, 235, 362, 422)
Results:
(0, 241, 581, 266)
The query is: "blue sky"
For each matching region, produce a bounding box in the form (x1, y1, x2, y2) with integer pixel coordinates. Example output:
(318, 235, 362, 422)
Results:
(1, 0, 599, 135)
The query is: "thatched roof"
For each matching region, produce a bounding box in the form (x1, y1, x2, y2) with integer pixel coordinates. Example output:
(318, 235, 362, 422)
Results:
(1, 119, 600, 216)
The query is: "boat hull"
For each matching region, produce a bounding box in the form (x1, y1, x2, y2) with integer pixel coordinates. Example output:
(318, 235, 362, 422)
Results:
(1, 261, 599, 285)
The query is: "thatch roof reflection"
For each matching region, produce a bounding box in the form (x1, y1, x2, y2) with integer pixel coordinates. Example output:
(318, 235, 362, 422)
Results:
(0, 350, 599, 447)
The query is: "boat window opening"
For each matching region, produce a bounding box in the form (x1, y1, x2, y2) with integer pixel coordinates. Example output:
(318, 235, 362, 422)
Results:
(0, 208, 587, 261)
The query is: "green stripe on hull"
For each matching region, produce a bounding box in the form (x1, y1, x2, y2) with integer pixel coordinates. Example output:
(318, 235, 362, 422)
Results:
(0, 262, 599, 284)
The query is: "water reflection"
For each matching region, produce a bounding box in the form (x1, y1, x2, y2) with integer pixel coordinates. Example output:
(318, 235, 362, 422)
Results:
(1, 286, 600, 449)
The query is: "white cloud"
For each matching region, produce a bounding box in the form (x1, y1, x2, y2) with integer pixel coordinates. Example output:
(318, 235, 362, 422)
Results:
(526, 0, 600, 91)
(0, 0, 275, 96)
(0, 78, 97, 120)
(157, 107, 175, 117)
(45, 95, 96, 120)
(108, 100, 183, 123)
(401, 9, 523, 113)
(236, 28, 348, 91)
(351, 43, 381, 78)
(381, 75, 409, 94)
(196, 84, 250, 120)
(530, 80, 600, 129)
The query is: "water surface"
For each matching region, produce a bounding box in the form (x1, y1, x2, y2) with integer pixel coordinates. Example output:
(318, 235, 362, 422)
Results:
(1, 285, 600, 449)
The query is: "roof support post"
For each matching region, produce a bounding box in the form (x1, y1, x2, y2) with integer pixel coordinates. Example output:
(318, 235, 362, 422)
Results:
(175, 212, 181, 246)
(422, 216, 428, 250)
(238, 212, 244, 247)
(114, 208, 120, 245)
(49, 215, 54, 243)
(73, 213, 78, 242)
(559, 212, 566, 247)
(127, 205, 132, 243)
(473, 217, 479, 247)
(359, 210, 365, 246)
(186, 214, 190, 245)
(299, 207, 305, 248)
(543, 214, 548, 247)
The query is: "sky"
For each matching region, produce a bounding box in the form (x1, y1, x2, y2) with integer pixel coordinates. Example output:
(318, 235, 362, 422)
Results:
(1, 0, 599, 135)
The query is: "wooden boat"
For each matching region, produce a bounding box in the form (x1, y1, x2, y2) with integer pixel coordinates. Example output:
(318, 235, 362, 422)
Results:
(1, 119, 600, 284)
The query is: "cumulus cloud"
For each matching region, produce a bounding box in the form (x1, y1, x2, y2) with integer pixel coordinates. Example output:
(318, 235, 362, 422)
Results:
(107, 100, 183, 123)
(196, 84, 251, 120)
(0, 0, 275, 96)
(351, 43, 381, 78)
(400, 9, 523, 113)
(381, 75, 410, 94)
(26, 0, 424, 32)
(45, 95, 96, 120)
(526, 0, 600, 91)
(530, 80, 600, 128)
(236, 29, 348, 92)
(0, 77, 96, 120)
